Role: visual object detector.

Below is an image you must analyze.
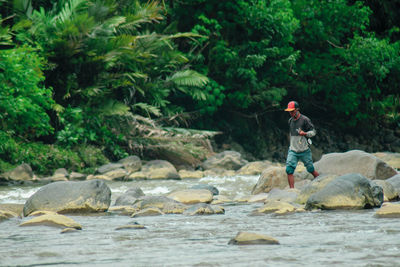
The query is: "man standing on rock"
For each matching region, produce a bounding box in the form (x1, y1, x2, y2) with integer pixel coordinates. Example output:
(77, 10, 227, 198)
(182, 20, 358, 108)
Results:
(284, 101, 319, 188)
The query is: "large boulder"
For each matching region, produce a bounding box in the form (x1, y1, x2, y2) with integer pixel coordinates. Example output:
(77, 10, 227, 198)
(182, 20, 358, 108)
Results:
(387, 174, 400, 194)
(251, 167, 306, 194)
(305, 173, 383, 210)
(201, 150, 248, 171)
(236, 161, 272, 175)
(0, 164, 33, 183)
(296, 174, 338, 204)
(373, 152, 400, 170)
(314, 150, 397, 180)
(23, 180, 111, 216)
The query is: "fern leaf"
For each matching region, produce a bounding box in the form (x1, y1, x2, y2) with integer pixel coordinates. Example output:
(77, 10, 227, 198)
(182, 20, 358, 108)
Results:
(167, 70, 209, 87)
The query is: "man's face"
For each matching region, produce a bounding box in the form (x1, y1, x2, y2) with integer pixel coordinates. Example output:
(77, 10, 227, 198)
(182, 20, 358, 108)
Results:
(289, 109, 297, 118)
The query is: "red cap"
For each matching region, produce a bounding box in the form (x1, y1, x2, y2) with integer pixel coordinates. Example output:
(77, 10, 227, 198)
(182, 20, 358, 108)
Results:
(284, 101, 299, 111)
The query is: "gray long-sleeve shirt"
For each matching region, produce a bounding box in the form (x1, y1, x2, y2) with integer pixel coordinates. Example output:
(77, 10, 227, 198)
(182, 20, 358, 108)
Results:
(288, 114, 316, 152)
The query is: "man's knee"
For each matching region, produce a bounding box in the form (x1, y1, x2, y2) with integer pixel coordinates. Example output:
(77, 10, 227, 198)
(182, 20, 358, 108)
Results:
(286, 166, 295, 175)
(305, 164, 315, 173)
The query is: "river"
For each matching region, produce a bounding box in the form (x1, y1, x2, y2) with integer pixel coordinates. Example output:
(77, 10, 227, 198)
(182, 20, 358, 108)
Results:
(1, 175, 399, 267)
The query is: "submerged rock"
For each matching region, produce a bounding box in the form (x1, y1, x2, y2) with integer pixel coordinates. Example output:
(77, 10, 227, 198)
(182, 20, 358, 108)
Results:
(23, 180, 111, 216)
(20, 214, 82, 229)
(183, 203, 224, 215)
(167, 189, 213, 204)
(228, 232, 279, 245)
(131, 207, 164, 217)
(375, 203, 400, 218)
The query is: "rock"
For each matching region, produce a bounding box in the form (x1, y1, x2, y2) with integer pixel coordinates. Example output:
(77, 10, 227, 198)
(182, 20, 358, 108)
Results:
(236, 161, 272, 175)
(127, 172, 147, 180)
(115, 224, 146, 230)
(114, 187, 145, 206)
(97, 163, 123, 174)
(211, 195, 233, 205)
(386, 174, 400, 194)
(43, 174, 68, 182)
(23, 180, 111, 216)
(132, 196, 182, 211)
(305, 173, 383, 210)
(0, 203, 24, 216)
(266, 188, 299, 203)
(167, 189, 213, 204)
(131, 207, 164, 217)
(178, 170, 204, 179)
(373, 152, 400, 170)
(314, 150, 397, 180)
(20, 214, 82, 229)
(183, 203, 224, 215)
(296, 174, 338, 204)
(201, 151, 248, 171)
(1, 164, 33, 183)
(118, 155, 142, 173)
(252, 166, 300, 194)
(375, 203, 400, 218)
(69, 172, 86, 181)
(190, 184, 219, 195)
(140, 160, 180, 180)
(107, 206, 139, 215)
(248, 193, 269, 203)
(102, 168, 128, 181)
(0, 210, 19, 222)
(256, 200, 297, 214)
(228, 232, 279, 245)
(162, 202, 188, 214)
(29, 210, 58, 217)
(54, 168, 69, 177)
(372, 180, 399, 202)
(86, 174, 113, 181)
(60, 227, 79, 234)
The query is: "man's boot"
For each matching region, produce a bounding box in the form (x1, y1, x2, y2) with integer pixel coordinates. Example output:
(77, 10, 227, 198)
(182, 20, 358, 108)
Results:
(311, 170, 319, 178)
(287, 174, 295, 188)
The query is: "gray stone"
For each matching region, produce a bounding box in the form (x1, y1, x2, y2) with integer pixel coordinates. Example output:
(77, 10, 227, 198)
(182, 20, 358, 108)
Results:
(114, 187, 145, 206)
(314, 150, 397, 180)
(97, 163, 124, 174)
(23, 180, 111, 216)
(201, 150, 248, 171)
(305, 173, 383, 210)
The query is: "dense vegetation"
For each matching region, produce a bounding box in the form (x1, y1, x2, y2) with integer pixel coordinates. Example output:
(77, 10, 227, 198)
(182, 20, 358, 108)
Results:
(1, 0, 399, 174)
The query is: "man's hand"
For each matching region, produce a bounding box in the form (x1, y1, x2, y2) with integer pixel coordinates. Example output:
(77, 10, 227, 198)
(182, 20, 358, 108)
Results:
(298, 130, 307, 136)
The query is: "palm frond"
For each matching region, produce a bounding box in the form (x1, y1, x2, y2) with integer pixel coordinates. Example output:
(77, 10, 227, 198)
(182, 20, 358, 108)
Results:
(133, 102, 161, 117)
(167, 70, 209, 87)
(55, 0, 88, 24)
(100, 100, 130, 116)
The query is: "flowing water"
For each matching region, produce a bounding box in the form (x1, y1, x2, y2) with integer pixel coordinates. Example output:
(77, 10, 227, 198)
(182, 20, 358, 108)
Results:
(1, 175, 400, 267)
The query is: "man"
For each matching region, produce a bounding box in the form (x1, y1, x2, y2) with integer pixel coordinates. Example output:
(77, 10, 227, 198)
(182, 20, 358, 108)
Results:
(284, 101, 319, 188)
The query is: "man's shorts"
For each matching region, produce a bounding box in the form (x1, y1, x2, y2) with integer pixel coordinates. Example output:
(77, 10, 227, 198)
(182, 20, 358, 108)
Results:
(286, 149, 314, 174)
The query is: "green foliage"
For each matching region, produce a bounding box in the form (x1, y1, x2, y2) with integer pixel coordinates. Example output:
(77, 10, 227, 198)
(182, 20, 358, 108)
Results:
(0, 45, 55, 138)
(171, 0, 299, 115)
(291, 0, 400, 128)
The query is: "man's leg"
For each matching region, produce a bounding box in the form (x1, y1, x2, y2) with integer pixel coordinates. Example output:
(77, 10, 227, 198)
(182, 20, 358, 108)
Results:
(286, 150, 298, 188)
(300, 149, 319, 178)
